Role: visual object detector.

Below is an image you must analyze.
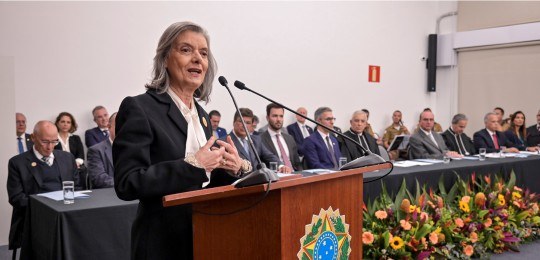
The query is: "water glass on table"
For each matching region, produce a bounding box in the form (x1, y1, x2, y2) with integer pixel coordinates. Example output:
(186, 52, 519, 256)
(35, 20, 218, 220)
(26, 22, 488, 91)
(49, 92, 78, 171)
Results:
(443, 154, 451, 164)
(339, 157, 348, 169)
(269, 162, 278, 172)
(63, 181, 75, 204)
(499, 146, 506, 158)
(479, 148, 486, 161)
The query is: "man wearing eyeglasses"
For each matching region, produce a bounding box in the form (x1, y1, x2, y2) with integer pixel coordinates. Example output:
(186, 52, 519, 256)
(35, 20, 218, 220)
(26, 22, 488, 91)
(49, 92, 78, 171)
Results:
(7, 121, 78, 253)
(303, 107, 342, 169)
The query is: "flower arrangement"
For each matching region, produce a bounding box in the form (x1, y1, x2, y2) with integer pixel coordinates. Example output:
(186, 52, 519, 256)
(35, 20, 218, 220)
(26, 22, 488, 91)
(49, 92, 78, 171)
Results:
(363, 172, 540, 259)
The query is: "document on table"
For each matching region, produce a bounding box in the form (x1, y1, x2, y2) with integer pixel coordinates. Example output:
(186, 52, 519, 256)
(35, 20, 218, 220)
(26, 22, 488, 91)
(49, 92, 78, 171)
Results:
(519, 151, 540, 155)
(302, 169, 338, 175)
(414, 159, 444, 164)
(393, 160, 434, 167)
(462, 156, 479, 160)
(37, 190, 91, 201)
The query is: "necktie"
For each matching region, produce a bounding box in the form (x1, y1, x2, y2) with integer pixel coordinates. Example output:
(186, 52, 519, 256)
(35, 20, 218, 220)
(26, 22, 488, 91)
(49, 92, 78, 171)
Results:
(103, 130, 109, 137)
(275, 134, 292, 169)
(359, 135, 370, 152)
(456, 134, 468, 155)
(242, 138, 251, 161)
(17, 137, 24, 154)
(41, 156, 51, 166)
(429, 133, 439, 148)
(325, 136, 338, 169)
(302, 125, 309, 138)
(492, 133, 500, 150)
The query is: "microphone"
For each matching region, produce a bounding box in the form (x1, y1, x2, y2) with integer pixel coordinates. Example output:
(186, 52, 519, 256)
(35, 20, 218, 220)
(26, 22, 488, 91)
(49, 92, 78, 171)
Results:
(233, 80, 387, 171)
(218, 76, 279, 188)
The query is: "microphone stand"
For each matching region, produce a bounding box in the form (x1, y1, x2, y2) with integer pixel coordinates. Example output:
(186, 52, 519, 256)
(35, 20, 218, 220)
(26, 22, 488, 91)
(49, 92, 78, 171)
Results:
(233, 80, 390, 172)
(218, 76, 279, 188)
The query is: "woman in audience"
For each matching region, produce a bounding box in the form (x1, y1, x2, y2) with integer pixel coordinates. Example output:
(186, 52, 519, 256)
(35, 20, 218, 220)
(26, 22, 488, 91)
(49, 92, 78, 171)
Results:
(504, 111, 539, 152)
(54, 112, 85, 166)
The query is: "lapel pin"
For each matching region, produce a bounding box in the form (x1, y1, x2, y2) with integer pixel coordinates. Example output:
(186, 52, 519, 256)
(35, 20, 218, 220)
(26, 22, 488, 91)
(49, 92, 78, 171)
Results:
(202, 117, 208, 128)
(31, 162, 37, 167)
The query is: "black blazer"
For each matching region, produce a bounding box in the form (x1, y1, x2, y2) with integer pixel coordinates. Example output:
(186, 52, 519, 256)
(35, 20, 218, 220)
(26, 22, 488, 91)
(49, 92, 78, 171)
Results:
(473, 129, 514, 153)
(441, 128, 476, 155)
(113, 90, 233, 259)
(286, 122, 313, 156)
(85, 127, 108, 148)
(526, 124, 540, 147)
(338, 129, 381, 163)
(260, 130, 303, 171)
(7, 148, 77, 249)
(55, 134, 85, 161)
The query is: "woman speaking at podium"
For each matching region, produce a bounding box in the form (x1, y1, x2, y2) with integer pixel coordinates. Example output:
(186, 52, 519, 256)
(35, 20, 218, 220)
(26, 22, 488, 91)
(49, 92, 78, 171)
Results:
(113, 22, 249, 259)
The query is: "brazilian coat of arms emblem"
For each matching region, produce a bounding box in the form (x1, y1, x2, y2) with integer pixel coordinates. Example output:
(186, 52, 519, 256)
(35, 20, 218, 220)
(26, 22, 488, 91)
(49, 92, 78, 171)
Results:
(298, 207, 351, 260)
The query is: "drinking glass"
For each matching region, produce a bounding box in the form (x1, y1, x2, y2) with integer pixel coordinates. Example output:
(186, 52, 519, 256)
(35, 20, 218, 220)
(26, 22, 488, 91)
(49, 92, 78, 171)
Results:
(63, 181, 75, 204)
(479, 148, 486, 161)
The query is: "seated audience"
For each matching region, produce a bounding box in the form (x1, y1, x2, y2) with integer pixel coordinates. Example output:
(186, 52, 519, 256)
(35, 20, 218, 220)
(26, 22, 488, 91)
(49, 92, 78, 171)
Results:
(209, 110, 227, 138)
(526, 109, 540, 147)
(87, 113, 117, 188)
(473, 112, 519, 153)
(494, 107, 510, 131)
(226, 108, 290, 173)
(382, 110, 410, 159)
(409, 110, 461, 159)
(15, 112, 33, 154)
(7, 121, 78, 252)
(85, 105, 110, 148)
(504, 111, 539, 152)
(441, 114, 476, 155)
(303, 107, 342, 169)
(249, 115, 260, 135)
(339, 110, 381, 163)
(54, 112, 85, 167)
(361, 109, 380, 141)
(260, 103, 302, 171)
(286, 107, 314, 156)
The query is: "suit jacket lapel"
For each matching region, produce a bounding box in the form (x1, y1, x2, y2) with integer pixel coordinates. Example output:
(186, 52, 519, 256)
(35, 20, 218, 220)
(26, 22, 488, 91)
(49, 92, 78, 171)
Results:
(483, 129, 495, 148)
(148, 90, 188, 136)
(315, 132, 332, 162)
(195, 102, 212, 140)
(420, 131, 441, 151)
(54, 151, 72, 182)
(230, 133, 249, 159)
(26, 152, 43, 187)
(105, 141, 114, 169)
(262, 132, 278, 155)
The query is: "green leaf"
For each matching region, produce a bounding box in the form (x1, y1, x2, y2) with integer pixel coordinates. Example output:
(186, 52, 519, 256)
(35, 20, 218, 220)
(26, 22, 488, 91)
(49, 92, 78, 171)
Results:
(438, 174, 447, 195)
(414, 224, 432, 240)
(515, 211, 530, 223)
(415, 180, 421, 203)
(478, 210, 489, 219)
(383, 231, 390, 248)
(507, 171, 516, 191)
(394, 179, 407, 221)
(445, 181, 459, 205)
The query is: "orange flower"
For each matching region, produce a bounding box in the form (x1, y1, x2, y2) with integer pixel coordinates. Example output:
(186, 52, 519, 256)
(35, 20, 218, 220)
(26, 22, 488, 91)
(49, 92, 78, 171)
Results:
(362, 231, 374, 244)
(475, 192, 486, 206)
(437, 196, 444, 208)
(438, 233, 445, 243)
(400, 219, 412, 230)
(455, 218, 464, 228)
(464, 245, 474, 256)
(514, 186, 523, 192)
(470, 232, 478, 243)
(461, 196, 471, 203)
(421, 237, 428, 248)
(401, 199, 411, 212)
(484, 218, 492, 228)
(420, 212, 429, 222)
(375, 210, 388, 220)
(429, 232, 438, 244)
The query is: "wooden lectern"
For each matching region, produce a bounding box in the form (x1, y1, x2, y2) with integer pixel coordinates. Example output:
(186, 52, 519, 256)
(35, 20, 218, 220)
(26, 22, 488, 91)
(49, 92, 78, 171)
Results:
(163, 163, 391, 259)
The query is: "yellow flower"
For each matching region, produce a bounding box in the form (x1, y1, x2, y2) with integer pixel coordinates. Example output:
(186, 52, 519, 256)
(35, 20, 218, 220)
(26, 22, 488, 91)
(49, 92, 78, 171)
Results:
(409, 205, 417, 213)
(390, 236, 404, 250)
(459, 201, 470, 213)
(498, 194, 506, 206)
(512, 192, 522, 200)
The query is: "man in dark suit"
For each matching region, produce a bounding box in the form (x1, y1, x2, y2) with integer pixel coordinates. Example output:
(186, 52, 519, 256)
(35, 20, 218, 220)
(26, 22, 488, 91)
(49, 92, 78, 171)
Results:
(442, 114, 476, 155)
(87, 113, 117, 188)
(226, 108, 290, 172)
(286, 107, 313, 156)
(473, 112, 519, 153)
(260, 103, 302, 171)
(85, 105, 110, 148)
(526, 109, 540, 147)
(209, 110, 227, 138)
(303, 107, 342, 169)
(7, 121, 78, 255)
(339, 110, 381, 163)
(409, 110, 462, 159)
(16, 113, 34, 154)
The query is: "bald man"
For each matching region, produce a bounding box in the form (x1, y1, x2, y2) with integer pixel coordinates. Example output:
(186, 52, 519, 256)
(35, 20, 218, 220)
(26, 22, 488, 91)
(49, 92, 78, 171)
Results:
(7, 121, 78, 252)
(286, 107, 314, 156)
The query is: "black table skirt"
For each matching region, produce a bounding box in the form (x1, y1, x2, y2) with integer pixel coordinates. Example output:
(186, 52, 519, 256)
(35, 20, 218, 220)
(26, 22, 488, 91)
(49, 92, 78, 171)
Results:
(21, 188, 138, 260)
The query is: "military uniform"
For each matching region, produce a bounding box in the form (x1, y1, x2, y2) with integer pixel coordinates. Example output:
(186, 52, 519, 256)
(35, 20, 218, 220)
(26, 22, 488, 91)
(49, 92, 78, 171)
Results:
(382, 124, 410, 160)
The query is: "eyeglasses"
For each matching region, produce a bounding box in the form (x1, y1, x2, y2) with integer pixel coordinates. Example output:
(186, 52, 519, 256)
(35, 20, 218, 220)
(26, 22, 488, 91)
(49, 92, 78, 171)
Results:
(39, 140, 59, 146)
(323, 117, 336, 121)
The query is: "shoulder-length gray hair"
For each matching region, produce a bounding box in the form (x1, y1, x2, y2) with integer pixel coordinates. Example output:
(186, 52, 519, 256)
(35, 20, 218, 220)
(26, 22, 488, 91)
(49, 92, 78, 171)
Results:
(145, 21, 217, 103)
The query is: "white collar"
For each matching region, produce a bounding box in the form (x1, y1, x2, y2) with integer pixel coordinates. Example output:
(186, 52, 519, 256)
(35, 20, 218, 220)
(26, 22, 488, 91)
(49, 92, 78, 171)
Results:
(420, 128, 432, 136)
(33, 147, 55, 161)
(317, 129, 330, 139)
(486, 128, 497, 136)
(268, 128, 282, 136)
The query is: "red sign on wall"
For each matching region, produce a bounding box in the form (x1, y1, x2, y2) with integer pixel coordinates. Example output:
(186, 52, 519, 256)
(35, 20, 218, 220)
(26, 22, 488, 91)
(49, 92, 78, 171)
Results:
(368, 65, 380, 83)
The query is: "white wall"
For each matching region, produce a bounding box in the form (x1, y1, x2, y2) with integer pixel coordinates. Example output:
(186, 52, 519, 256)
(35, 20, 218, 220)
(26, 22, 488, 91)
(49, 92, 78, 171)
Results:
(0, 1, 457, 245)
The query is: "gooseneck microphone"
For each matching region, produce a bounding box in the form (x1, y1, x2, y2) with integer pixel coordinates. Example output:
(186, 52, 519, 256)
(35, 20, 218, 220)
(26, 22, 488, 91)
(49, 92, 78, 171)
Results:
(218, 76, 279, 188)
(232, 80, 389, 172)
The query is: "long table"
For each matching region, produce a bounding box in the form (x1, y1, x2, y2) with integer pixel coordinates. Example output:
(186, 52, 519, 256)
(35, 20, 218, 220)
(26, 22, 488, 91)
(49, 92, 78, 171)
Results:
(363, 155, 540, 201)
(20, 188, 138, 260)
